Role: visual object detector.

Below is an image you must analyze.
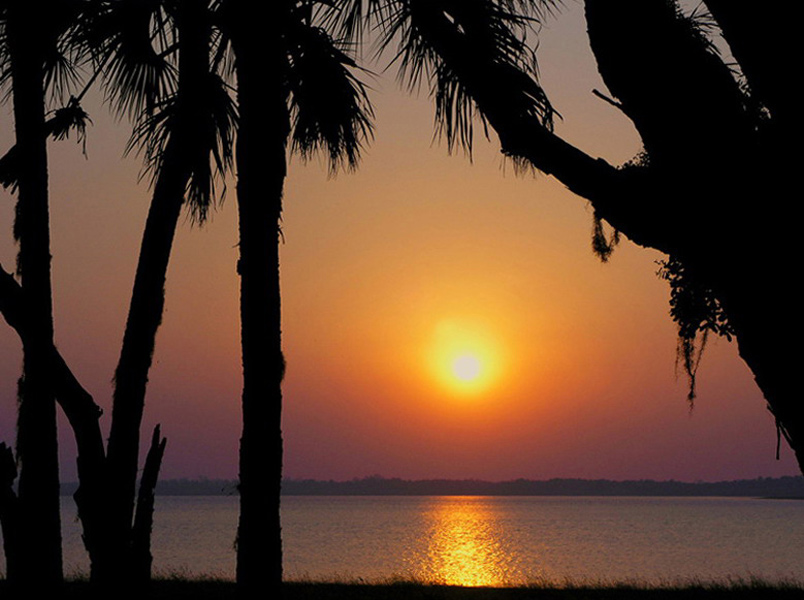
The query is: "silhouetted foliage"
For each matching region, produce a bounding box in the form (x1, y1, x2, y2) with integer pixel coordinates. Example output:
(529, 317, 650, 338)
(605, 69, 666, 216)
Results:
(658, 256, 734, 403)
(330, 0, 803, 472)
(0, 0, 84, 585)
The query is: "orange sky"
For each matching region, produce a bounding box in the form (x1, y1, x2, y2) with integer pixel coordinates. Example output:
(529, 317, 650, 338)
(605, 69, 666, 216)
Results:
(0, 3, 798, 482)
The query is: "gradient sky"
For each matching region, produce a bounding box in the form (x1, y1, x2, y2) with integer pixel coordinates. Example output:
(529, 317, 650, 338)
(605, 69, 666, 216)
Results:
(0, 3, 798, 483)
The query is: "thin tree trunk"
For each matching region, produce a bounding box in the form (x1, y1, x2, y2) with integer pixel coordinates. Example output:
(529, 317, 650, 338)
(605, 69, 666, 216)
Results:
(6, 0, 62, 585)
(103, 0, 213, 580)
(103, 134, 188, 582)
(230, 3, 289, 595)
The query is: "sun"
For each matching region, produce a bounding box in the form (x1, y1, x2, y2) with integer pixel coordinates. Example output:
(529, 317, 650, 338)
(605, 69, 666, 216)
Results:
(428, 319, 503, 395)
(452, 354, 482, 381)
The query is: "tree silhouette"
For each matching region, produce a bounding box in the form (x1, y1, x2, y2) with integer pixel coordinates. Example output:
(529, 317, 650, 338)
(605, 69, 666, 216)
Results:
(98, 0, 234, 582)
(0, 0, 235, 585)
(219, 0, 372, 595)
(1, 1, 369, 589)
(339, 0, 803, 471)
(0, 0, 87, 585)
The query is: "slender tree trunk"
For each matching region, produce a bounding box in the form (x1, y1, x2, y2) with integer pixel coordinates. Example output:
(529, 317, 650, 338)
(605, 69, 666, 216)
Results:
(230, 3, 289, 595)
(6, 0, 63, 585)
(100, 0, 215, 582)
(101, 133, 187, 582)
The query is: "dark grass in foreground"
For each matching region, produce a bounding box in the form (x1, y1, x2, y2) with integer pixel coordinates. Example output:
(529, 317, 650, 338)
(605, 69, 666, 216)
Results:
(3, 578, 804, 599)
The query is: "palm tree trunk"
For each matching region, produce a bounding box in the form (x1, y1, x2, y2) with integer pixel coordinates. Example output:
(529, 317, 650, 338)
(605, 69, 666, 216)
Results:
(102, 134, 187, 582)
(230, 3, 289, 594)
(6, 0, 63, 585)
(102, 0, 216, 581)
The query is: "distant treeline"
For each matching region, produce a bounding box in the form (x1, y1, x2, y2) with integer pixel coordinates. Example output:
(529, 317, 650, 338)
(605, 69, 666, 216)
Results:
(280, 475, 804, 498)
(60, 478, 239, 497)
(60, 475, 804, 497)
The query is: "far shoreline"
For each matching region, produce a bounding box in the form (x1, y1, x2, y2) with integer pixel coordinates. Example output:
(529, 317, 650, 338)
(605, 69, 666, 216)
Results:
(59, 475, 804, 498)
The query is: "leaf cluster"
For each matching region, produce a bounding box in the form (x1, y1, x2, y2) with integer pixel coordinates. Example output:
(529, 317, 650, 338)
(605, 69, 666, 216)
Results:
(285, 5, 374, 174)
(658, 256, 734, 403)
(323, 0, 558, 155)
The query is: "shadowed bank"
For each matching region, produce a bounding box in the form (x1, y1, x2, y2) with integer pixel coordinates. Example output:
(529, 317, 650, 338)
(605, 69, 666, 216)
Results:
(1, 578, 804, 600)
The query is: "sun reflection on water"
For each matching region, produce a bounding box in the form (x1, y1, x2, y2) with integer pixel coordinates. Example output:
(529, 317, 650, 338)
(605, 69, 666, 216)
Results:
(411, 497, 525, 586)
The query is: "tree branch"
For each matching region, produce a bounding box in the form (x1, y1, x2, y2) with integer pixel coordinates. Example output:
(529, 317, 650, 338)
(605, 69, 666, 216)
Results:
(131, 424, 167, 582)
(0, 263, 105, 462)
(0, 442, 22, 582)
(487, 105, 674, 254)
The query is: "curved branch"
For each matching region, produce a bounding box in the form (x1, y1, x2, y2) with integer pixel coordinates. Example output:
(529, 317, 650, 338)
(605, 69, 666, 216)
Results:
(491, 112, 672, 253)
(0, 264, 104, 462)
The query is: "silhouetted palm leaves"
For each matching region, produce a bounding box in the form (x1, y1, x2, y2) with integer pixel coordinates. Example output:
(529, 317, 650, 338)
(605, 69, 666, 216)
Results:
(287, 21, 373, 172)
(326, 0, 557, 152)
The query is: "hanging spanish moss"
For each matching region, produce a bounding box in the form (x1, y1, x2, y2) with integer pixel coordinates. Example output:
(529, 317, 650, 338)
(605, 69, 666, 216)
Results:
(658, 256, 734, 405)
(591, 211, 620, 263)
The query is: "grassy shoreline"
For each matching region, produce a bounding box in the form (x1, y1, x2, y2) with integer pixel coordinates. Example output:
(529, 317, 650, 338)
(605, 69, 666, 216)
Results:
(3, 577, 804, 599)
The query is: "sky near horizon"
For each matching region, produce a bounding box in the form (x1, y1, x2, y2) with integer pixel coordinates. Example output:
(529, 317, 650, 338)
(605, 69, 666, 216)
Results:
(0, 3, 798, 483)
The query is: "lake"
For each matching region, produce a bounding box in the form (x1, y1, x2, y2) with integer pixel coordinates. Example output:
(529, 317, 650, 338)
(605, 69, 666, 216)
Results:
(42, 495, 804, 583)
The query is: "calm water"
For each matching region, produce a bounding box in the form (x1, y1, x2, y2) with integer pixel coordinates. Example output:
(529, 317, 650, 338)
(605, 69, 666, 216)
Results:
(34, 496, 804, 583)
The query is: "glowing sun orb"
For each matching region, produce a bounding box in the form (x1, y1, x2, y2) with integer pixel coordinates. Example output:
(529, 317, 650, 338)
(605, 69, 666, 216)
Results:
(452, 354, 482, 381)
(428, 319, 503, 395)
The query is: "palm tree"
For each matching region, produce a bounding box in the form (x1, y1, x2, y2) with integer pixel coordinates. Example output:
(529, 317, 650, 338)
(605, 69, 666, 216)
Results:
(334, 0, 804, 472)
(0, 0, 236, 584)
(0, 0, 92, 584)
(218, 0, 372, 594)
(95, 0, 236, 582)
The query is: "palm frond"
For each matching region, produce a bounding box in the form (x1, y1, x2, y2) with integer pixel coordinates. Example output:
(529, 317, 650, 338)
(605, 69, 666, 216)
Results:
(0, 18, 15, 99)
(0, 147, 20, 191)
(0, 0, 93, 106)
(126, 45, 236, 222)
(0, 97, 93, 191)
(350, 0, 555, 154)
(317, 0, 385, 47)
(287, 21, 374, 173)
(96, 0, 178, 120)
(43, 43, 83, 105)
(48, 96, 92, 151)
(128, 99, 235, 222)
(183, 72, 237, 222)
